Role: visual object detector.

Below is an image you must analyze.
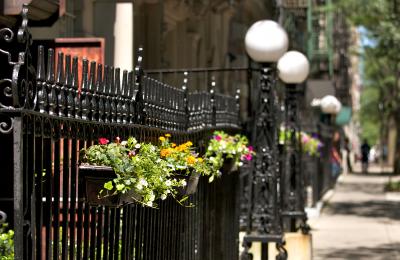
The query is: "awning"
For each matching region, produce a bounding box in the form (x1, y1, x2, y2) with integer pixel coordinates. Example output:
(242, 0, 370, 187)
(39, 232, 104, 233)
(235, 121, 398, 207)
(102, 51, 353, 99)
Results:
(335, 106, 352, 126)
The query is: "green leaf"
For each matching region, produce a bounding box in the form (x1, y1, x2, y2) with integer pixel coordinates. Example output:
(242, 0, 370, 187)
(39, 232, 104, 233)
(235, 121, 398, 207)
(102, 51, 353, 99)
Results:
(104, 181, 113, 190)
(116, 184, 125, 191)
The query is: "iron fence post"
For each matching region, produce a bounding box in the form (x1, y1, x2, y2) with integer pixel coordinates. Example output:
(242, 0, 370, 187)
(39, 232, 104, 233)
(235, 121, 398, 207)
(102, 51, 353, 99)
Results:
(241, 65, 286, 260)
(281, 84, 310, 233)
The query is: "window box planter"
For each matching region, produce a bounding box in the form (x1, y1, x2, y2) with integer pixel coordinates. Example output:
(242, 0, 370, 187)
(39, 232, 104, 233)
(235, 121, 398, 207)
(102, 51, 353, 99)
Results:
(220, 156, 237, 174)
(174, 170, 200, 196)
(79, 165, 140, 208)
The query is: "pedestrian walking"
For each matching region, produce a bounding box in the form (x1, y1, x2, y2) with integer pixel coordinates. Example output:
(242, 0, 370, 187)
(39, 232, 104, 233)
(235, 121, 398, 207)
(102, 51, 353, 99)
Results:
(361, 139, 370, 174)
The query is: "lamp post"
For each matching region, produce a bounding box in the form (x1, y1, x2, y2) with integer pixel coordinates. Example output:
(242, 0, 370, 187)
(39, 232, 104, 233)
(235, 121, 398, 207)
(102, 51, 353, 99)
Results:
(241, 20, 289, 260)
(319, 95, 341, 190)
(277, 51, 311, 233)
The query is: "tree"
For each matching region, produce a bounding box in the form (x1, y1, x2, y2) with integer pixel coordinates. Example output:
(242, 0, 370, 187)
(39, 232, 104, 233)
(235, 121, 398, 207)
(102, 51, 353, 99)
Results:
(338, 0, 400, 173)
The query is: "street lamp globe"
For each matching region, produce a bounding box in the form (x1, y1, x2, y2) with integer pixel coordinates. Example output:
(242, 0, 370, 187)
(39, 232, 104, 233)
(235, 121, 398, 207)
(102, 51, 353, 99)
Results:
(244, 20, 289, 62)
(277, 51, 310, 84)
(320, 95, 342, 114)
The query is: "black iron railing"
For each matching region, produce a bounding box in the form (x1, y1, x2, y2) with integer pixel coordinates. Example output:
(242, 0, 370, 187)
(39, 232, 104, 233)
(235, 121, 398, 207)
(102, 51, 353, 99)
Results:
(0, 5, 242, 260)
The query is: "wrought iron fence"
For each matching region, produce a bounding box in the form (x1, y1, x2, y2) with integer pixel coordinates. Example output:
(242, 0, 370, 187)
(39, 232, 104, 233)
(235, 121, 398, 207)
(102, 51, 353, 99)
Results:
(0, 6, 241, 260)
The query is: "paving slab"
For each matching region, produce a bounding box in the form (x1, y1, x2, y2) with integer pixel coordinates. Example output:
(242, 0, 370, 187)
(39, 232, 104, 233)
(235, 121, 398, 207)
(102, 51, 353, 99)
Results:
(312, 173, 400, 260)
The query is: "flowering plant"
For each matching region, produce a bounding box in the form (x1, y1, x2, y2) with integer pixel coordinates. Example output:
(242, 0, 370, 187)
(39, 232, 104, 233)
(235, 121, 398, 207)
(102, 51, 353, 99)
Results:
(158, 134, 211, 177)
(0, 223, 14, 259)
(279, 128, 323, 157)
(81, 137, 187, 207)
(205, 131, 254, 182)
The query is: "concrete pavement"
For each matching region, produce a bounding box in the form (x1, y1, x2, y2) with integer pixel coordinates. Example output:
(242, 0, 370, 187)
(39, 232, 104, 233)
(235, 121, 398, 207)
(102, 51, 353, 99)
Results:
(311, 173, 400, 260)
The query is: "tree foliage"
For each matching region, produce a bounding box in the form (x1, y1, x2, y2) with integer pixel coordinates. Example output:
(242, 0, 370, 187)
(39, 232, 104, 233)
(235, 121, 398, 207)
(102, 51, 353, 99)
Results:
(338, 0, 400, 143)
(338, 0, 400, 172)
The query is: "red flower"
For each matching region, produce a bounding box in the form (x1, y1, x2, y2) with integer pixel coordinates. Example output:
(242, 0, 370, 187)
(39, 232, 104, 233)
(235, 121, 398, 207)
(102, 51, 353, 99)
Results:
(115, 136, 121, 144)
(99, 138, 109, 145)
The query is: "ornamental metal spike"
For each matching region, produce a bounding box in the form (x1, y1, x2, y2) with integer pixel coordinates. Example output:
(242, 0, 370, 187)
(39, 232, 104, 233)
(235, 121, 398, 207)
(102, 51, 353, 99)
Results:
(115, 68, 122, 123)
(56, 52, 66, 117)
(37, 45, 45, 81)
(37, 45, 47, 113)
(121, 70, 128, 123)
(65, 55, 74, 118)
(71, 56, 79, 119)
(97, 64, 104, 122)
(103, 65, 111, 123)
(109, 67, 117, 123)
(80, 59, 90, 120)
(135, 47, 144, 124)
(89, 61, 97, 121)
(47, 49, 57, 115)
(89, 61, 96, 91)
(127, 71, 135, 123)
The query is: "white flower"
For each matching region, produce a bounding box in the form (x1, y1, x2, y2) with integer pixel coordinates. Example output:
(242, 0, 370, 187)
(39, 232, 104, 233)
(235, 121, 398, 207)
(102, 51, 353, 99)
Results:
(239, 162, 243, 167)
(165, 180, 172, 186)
(181, 180, 187, 187)
(121, 141, 127, 146)
(156, 158, 161, 163)
(146, 201, 153, 207)
(150, 146, 155, 152)
(136, 183, 143, 190)
(161, 194, 167, 200)
(139, 179, 148, 187)
(135, 144, 141, 149)
(166, 189, 171, 194)
(238, 147, 243, 152)
(148, 192, 155, 202)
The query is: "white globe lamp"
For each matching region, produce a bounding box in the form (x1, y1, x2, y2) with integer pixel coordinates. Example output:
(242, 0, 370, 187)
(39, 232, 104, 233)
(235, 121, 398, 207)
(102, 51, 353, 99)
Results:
(244, 20, 289, 63)
(277, 51, 310, 84)
(320, 95, 342, 114)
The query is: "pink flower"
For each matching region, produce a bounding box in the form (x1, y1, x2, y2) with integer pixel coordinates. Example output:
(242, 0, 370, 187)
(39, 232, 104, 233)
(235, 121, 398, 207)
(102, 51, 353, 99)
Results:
(214, 135, 222, 141)
(244, 153, 253, 161)
(115, 136, 121, 144)
(99, 138, 109, 145)
(302, 135, 310, 144)
(128, 151, 135, 157)
(248, 146, 254, 152)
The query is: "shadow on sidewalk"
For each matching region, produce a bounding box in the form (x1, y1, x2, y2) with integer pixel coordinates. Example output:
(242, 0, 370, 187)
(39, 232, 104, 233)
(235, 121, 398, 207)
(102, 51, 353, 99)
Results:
(323, 200, 400, 220)
(315, 243, 400, 260)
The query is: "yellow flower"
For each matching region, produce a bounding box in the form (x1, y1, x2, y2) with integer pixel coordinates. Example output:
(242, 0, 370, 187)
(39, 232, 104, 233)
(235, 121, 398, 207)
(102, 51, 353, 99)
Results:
(186, 141, 193, 147)
(186, 156, 196, 165)
(159, 136, 166, 142)
(165, 133, 171, 137)
(160, 148, 172, 157)
(171, 143, 176, 148)
(197, 158, 203, 163)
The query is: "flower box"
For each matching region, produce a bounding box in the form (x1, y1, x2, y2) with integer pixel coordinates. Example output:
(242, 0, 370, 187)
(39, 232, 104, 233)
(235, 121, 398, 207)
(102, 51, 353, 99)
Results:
(174, 170, 200, 196)
(79, 165, 140, 207)
(220, 157, 237, 174)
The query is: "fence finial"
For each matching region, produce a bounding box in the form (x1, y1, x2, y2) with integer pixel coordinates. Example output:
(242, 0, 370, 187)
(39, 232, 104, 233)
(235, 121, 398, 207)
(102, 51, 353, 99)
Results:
(37, 46, 45, 80)
(89, 61, 96, 91)
(46, 49, 55, 83)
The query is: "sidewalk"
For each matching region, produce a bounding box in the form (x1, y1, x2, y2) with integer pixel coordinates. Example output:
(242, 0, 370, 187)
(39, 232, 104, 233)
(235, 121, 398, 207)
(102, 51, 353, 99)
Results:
(311, 172, 400, 259)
